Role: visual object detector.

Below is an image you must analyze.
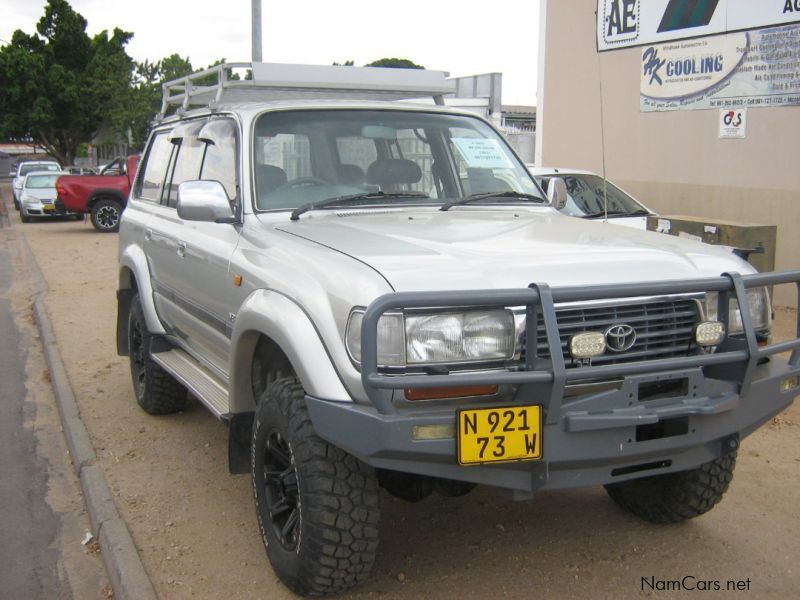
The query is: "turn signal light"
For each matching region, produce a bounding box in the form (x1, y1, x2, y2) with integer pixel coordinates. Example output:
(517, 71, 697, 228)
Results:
(404, 385, 498, 401)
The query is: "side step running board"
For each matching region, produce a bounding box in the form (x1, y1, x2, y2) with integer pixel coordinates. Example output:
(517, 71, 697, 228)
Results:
(151, 348, 230, 418)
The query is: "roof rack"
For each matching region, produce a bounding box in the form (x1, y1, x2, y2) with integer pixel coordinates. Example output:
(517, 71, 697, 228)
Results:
(158, 62, 455, 119)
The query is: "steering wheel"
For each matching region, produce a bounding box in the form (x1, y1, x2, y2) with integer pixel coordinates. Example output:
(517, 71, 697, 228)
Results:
(280, 176, 329, 190)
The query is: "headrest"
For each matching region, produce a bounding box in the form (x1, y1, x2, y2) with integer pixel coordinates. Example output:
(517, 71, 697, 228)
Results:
(366, 159, 422, 186)
(256, 164, 287, 194)
(337, 163, 365, 185)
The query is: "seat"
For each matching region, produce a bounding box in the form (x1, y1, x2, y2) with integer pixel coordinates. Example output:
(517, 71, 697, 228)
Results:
(256, 164, 288, 194)
(255, 164, 288, 208)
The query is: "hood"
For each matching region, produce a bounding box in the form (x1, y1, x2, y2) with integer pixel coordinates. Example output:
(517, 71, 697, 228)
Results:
(274, 208, 752, 292)
(23, 187, 57, 201)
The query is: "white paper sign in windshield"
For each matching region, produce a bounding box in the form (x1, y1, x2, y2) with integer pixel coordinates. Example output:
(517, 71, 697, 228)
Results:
(452, 138, 512, 169)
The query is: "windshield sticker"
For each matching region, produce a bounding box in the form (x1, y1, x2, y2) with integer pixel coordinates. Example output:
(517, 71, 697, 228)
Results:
(452, 138, 512, 169)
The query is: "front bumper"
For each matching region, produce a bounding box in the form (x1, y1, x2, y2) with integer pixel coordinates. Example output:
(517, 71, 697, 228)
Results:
(307, 270, 800, 495)
(307, 357, 797, 494)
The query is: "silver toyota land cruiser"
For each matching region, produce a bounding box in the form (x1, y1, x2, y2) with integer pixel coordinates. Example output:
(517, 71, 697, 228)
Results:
(116, 63, 800, 596)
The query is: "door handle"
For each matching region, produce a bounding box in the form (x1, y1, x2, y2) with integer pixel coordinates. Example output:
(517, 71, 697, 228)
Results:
(177, 241, 187, 258)
(144, 228, 152, 241)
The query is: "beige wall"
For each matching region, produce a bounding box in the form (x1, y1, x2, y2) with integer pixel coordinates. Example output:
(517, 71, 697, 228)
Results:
(537, 0, 800, 306)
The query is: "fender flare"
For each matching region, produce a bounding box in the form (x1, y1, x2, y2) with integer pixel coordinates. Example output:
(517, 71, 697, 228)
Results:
(118, 243, 166, 345)
(229, 289, 351, 413)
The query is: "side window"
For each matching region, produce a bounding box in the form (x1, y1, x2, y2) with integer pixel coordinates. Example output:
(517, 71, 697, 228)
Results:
(199, 119, 238, 201)
(166, 122, 206, 208)
(136, 132, 173, 203)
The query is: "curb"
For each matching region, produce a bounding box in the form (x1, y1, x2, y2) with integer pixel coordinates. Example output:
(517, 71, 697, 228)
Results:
(18, 222, 158, 599)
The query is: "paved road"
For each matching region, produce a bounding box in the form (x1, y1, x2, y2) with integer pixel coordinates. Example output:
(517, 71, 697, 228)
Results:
(0, 240, 63, 597)
(0, 192, 107, 599)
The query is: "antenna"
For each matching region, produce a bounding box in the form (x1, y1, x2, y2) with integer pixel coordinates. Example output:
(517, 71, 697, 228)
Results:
(595, 11, 609, 222)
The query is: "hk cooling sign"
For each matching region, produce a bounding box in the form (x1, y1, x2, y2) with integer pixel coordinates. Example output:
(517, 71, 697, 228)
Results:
(598, 0, 800, 51)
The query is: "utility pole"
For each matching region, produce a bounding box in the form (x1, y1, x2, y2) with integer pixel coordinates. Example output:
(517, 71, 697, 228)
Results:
(251, 0, 262, 62)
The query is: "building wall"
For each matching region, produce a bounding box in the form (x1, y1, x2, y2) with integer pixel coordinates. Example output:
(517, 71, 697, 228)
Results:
(536, 0, 800, 306)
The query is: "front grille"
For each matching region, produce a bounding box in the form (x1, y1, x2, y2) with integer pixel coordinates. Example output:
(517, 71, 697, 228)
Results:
(522, 298, 701, 368)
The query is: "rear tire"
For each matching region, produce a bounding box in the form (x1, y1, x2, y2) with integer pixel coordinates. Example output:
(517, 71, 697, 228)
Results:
(604, 453, 736, 524)
(90, 198, 122, 232)
(127, 293, 187, 414)
(252, 377, 380, 596)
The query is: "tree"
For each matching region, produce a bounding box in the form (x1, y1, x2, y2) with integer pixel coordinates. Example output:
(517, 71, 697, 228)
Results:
(365, 58, 424, 69)
(0, 0, 134, 164)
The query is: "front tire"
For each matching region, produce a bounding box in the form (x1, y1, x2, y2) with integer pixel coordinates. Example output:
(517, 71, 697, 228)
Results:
(127, 293, 187, 414)
(90, 198, 122, 232)
(252, 377, 380, 596)
(604, 453, 736, 524)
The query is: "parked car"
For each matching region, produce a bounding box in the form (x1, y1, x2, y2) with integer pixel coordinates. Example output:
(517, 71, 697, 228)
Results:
(55, 155, 140, 232)
(18, 170, 76, 222)
(11, 160, 62, 210)
(526, 166, 653, 229)
(64, 165, 97, 175)
(116, 63, 799, 596)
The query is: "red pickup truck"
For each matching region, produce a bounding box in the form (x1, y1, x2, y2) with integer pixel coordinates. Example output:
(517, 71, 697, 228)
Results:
(56, 155, 140, 232)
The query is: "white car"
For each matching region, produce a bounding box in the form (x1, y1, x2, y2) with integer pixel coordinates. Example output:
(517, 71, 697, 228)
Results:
(12, 160, 62, 209)
(18, 170, 71, 222)
(527, 166, 653, 229)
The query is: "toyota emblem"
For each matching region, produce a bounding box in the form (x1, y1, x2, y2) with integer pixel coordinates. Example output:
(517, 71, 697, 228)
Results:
(605, 324, 636, 352)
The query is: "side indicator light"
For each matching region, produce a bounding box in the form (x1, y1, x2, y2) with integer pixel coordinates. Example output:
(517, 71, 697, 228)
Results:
(233, 274, 243, 286)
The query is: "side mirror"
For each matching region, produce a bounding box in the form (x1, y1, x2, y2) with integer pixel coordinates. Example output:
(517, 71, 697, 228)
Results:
(547, 178, 568, 211)
(8, 171, 15, 177)
(177, 180, 236, 222)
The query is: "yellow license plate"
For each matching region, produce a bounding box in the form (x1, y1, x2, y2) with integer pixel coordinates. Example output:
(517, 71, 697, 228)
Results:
(43, 203, 55, 210)
(457, 405, 542, 465)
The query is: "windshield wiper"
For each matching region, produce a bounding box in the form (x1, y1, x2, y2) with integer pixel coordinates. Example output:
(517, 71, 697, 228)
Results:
(440, 191, 545, 212)
(290, 191, 430, 221)
(584, 209, 651, 219)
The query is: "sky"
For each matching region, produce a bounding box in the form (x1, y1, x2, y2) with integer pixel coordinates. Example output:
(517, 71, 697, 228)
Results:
(1, 0, 541, 106)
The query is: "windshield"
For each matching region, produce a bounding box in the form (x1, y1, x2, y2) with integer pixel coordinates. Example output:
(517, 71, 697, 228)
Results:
(26, 174, 61, 188)
(539, 174, 648, 218)
(252, 109, 542, 212)
(20, 163, 60, 176)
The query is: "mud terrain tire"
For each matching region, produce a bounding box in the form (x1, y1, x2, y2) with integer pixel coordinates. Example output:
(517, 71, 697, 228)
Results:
(604, 453, 736, 524)
(127, 293, 187, 414)
(252, 377, 380, 596)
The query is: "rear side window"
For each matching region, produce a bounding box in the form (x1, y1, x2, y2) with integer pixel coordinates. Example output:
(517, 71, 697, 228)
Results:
(137, 132, 173, 202)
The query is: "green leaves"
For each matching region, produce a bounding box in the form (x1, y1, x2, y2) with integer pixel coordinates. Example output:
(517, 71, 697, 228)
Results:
(0, 0, 132, 164)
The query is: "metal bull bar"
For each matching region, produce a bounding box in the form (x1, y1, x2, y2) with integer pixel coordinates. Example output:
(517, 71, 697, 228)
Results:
(360, 271, 800, 416)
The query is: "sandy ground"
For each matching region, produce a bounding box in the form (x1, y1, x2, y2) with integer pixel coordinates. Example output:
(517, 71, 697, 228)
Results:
(7, 191, 800, 599)
(1, 193, 109, 598)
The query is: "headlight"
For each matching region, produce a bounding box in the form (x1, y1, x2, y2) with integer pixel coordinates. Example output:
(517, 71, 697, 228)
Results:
(346, 308, 515, 367)
(22, 194, 37, 204)
(705, 287, 770, 334)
